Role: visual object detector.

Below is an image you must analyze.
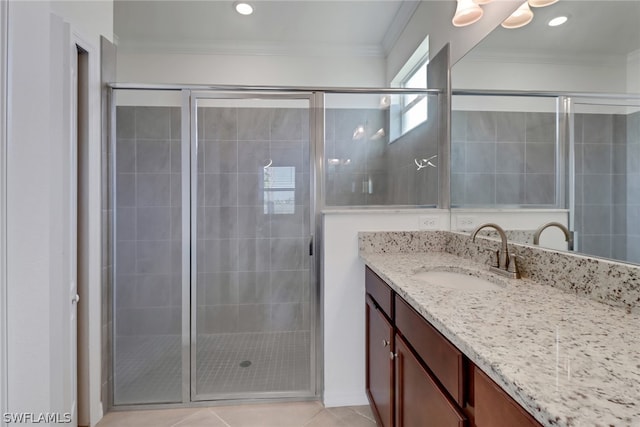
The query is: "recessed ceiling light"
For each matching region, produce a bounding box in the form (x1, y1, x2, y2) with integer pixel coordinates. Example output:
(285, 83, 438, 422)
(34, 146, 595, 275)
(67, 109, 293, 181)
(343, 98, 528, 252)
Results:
(234, 1, 253, 16)
(548, 16, 568, 27)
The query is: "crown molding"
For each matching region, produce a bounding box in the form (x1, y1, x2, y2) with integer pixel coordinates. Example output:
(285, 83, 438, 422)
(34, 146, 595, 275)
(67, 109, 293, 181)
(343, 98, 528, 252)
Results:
(117, 39, 385, 58)
(464, 48, 627, 67)
(382, 0, 421, 56)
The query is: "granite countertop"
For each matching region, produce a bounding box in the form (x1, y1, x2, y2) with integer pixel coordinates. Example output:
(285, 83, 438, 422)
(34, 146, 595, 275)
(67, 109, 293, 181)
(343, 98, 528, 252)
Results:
(360, 251, 640, 427)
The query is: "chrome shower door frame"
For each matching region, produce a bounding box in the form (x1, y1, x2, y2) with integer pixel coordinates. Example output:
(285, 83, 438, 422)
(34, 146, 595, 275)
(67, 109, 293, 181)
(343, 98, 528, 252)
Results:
(186, 90, 320, 402)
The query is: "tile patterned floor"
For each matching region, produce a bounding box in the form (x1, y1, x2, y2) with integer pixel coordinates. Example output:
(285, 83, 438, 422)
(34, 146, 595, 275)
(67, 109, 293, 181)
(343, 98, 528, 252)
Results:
(115, 332, 310, 404)
(96, 402, 377, 427)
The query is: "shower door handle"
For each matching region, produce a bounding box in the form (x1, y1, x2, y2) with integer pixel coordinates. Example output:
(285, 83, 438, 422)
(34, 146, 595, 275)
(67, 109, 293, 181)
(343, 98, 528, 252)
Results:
(309, 236, 313, 256)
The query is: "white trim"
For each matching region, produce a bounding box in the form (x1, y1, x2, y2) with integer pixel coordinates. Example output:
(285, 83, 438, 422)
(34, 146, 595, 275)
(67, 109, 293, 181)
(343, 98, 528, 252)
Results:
(381, 0, 420, 56)
(465, 48, 627, 67)
(68, 29, 103, 427)
(116, 39, 385, 58)
(322, 391, 369, 408)
(390, 34, 429, 87)
(0, 0, 8, 420)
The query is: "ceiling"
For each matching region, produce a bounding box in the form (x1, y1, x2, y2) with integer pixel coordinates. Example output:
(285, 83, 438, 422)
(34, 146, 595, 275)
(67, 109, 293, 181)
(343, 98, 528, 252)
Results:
(471, 1, 640, 59)
(114, 0, 640, 60)
(114, 0, 420, 56)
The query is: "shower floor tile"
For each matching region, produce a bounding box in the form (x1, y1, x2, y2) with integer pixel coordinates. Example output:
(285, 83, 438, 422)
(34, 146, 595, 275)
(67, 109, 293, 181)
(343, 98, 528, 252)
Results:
(195, 331, 311, 396)
(114, 331, 310, 405)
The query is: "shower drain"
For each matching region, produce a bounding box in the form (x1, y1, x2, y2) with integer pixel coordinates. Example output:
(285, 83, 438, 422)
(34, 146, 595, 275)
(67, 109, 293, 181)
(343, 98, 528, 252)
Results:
(239, 360, 252, 368)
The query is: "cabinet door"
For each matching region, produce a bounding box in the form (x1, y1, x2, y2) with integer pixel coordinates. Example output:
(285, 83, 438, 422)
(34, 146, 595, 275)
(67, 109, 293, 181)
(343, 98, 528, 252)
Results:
(395, 335, 467, 427)
(366, 296, 394, 427)
(474, 367, 542, 427)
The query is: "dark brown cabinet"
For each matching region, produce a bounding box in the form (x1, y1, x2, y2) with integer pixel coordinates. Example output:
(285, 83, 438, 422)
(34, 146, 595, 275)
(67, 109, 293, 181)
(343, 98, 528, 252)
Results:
(364, 266, 542, 427)
(395, 334, 466, 427)
(366, 295, 394, 427)
(474, 367, 541, 427)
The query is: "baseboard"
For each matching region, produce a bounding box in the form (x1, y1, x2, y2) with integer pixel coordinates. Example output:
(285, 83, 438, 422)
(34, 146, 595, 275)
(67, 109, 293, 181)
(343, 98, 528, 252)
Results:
(322, 391, 369, 408)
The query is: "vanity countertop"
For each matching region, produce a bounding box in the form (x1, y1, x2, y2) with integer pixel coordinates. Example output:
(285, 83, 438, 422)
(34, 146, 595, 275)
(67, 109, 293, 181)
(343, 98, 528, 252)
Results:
(360, 250, 640, 427)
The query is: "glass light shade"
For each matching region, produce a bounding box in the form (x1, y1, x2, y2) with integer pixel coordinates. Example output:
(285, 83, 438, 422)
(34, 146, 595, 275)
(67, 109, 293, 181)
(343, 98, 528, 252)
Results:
(501, 1, 534, 29)
(452, 0, 484, 27)
(528, 0, 558, 7)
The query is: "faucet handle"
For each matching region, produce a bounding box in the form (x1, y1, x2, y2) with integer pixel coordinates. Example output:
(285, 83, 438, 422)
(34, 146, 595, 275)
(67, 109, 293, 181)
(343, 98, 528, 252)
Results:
(507, 253, 520, 277)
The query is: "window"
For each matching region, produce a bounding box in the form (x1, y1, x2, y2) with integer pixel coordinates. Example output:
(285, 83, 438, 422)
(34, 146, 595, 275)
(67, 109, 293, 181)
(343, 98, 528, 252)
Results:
(390, 35, 429, 141)
(401, 60, 428, 134)
(264, 166, 296, 214)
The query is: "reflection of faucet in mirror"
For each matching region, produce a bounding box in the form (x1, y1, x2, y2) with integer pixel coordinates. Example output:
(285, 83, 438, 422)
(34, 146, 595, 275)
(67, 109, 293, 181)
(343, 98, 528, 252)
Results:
(470, 223, 520, 279)
(533, 222, 574, 251)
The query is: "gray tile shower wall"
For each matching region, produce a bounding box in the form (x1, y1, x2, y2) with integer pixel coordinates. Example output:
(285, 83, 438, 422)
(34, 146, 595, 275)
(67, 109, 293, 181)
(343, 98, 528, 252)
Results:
(451, 110, 556, 206)
(574, 113, 629, 261)
(384, 99, 439, 206)
(115, 106, 183, 339)
(324, 108, 389, 206)
(324, 105, 439, 207)
(195, 107, 311, 335)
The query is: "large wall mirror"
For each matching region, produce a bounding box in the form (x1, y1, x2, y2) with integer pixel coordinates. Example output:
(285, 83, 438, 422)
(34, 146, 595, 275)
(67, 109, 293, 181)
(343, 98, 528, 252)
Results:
(450, 0, 640, 266)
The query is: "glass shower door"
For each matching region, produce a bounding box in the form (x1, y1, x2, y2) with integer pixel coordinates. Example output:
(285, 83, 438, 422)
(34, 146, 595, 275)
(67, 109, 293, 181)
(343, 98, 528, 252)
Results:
(570, 99, 640, 263)
(190, 94, 316, 400)
(112, 91, 184, 405)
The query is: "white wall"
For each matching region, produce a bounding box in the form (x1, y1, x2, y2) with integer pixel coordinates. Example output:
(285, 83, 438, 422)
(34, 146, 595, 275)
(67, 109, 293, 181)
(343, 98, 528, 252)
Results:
(0, 0, 8, 424)
(322, 210, 449, 407)
(117, 52, 386, 87)
(628, 50, 640, 94)
(7, 1, 55, 418)
(386, 0, 521, 83)
(6, 1, 112, 425)
(452, 52, 629, 93)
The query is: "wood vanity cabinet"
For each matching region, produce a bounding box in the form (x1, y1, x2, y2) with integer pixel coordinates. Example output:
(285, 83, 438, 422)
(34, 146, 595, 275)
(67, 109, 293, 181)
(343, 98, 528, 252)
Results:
(365, 266, 542, 427)
(366, 294, 394, 427)
(365, 268, 394, 427)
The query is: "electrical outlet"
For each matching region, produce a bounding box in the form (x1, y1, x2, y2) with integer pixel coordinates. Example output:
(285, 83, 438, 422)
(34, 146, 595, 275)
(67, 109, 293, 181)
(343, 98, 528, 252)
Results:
(456, 215, 477, 230)
(419, 215, 441, 230)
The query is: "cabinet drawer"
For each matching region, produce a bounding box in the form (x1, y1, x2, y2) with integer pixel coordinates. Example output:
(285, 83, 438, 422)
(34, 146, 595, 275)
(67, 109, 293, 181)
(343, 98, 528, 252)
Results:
(366, 267, 393, 318)
(474, 367, 542, 427)
(395, 334, 467, 427)
(395, 296, 464, 406)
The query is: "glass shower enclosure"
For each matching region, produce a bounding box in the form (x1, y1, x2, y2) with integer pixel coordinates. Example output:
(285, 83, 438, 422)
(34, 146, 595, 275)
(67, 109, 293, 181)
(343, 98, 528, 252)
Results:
(109, 85, 443, 406)
(111, 89, 317, 405)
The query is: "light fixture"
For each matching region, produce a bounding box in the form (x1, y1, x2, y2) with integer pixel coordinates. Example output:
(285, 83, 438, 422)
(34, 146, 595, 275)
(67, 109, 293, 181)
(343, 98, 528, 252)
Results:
(452, 0, 484, 27)
(352, 125, 365, 140)
(528, 0, 558, 7)
(548, 15, 568, 26)
(501, 1, 534, 29)
(371, 128, 386, 140)
(473, 0, 493, 4)
(234, 1, 253, 15)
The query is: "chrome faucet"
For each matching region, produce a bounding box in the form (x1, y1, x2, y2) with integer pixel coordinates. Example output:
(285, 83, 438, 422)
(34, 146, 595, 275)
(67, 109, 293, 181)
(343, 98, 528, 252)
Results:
(533, 222, 574, 251)
(470, 223, 520, 279)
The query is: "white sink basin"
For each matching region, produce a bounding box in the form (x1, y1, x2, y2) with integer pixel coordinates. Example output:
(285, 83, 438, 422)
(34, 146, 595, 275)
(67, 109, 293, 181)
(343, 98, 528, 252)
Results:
(412, 270, 504, 291)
